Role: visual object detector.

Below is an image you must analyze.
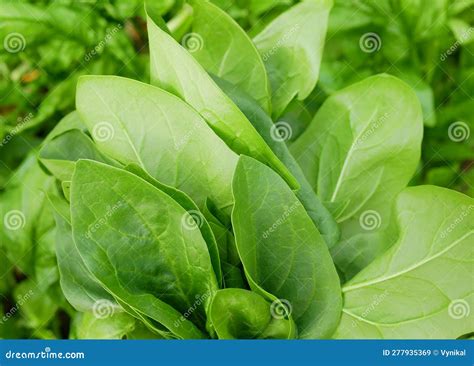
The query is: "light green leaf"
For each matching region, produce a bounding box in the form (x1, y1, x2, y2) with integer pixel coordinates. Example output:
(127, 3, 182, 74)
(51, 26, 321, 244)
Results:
(71, 160, 218, 338)
(76, 75, 238, 213)
(124, 163, 223, 286)
(189, 0, 271, 113)
(214, 76, 339, 247)
(334, 186, 474, 339)
(146, 11, 298, 189)
(232, 156, 342, 338)
(71, 311, 136, 339)
(210, 289, 296, 339)
(40, 129, 118, 182)
(49, 194, 115, 313)
(291, 74, 423, 280)
(253, 0, 333, 118)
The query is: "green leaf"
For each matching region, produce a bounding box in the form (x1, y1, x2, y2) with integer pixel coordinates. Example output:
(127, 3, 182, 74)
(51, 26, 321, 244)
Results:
(253, 0, 333, 118)
(210, 289, 296, 339)
(291, 74, 423, 280)
(76, 75, 238, 214)
(334, 186, 474, 339)
(71, 311, 136, 339)
(232, 156, 342, 338)
(40, 129, 118, 182)
(49, 194, 116, 313)
(124, 163, 223, 286)
(0, 155, 56, 275)
(214, 76, 339, 247)
(189, 0, 271, 113)
(71, 160, 219, 338)
(146, 11, 299, 189)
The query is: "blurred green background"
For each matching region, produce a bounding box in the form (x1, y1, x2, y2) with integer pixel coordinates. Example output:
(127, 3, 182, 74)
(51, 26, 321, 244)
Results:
(0, 0, 472, 339)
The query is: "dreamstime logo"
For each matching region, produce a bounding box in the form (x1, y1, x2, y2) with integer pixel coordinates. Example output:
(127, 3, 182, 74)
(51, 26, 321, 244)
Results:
(270, 299, 292, 319)
(92, 122, 115, 142)
(181, 210, 205, 230)
(84, 24, 123, 62)
(3, 210, 26, 231)
(440, 205, 473, 239)
(173, 292, 211, 328)
(0, 113, 34, 148)
(448, 121, 470, 142)
(0, 289, 34, 325)
(270, 121, 292, 142)
(92, 299, 116, 319)
(182, 33, 204, 53)
(356, 112, 390, 146)
(3, 32, 26, 53)
(440, 27, 474, 61)
(359, 32, 382, 53)
(351, 290, 389, 328)
(262, 200, 301, 239)
(359, 210, 382, 231)
(448, 299, 470, 320)
(85, 200, 125, 239)
(261, 24, 300, 62)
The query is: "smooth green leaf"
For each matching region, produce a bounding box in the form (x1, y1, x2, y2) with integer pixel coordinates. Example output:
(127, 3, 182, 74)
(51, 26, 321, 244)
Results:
(232, 156, 342, 338)
(214, 76, 339, 247)
(76, 75, 238, 214)
(71, 160, 218, 338)
(210, 289, 296, 339)
(253, 0, 333, 118)
(146, 11, 299, 189)
(334, 186, 474, 339)
(189, 0, 271, 113)
(291, 74, 423, 280)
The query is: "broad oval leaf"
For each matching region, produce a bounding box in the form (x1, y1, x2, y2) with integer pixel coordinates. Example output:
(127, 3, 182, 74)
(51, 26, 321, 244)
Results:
(146, 10, 299, 189)
(290, 74, 423, 280)
(253, 0, 333, 118)
(214, 76, 339, 247)
(76, 75, 238, 213)
(71, 160, 219, 338)
(189, 0, 271, 113)
(334, 186, 474, 339)
(210, 289, 296, 339)
(231, 156, 342, 338)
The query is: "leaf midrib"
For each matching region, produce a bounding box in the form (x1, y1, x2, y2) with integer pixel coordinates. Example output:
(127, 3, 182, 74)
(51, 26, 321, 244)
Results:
(343, 230, 473, 292)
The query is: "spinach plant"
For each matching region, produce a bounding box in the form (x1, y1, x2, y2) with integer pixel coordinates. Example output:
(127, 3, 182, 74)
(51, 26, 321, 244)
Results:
(1, 0, 472, 340)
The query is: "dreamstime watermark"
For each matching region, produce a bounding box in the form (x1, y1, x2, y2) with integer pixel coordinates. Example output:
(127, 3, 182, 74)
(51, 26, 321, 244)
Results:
(351, 290, 389, 328)
(173, 292, 211, 328)
(5, 347, 85, 360)
(0, 289, 34, 325)
(440, 27, 474, 61)
(174, 123, 204, 150)
(262, 200, 301, 239)
(3, 32, 26, 53)
(3, 210, 26, 231)
(92, 299, 117, 319)
(261, 24, 300, 62)
(85, 200, 125, 239)
(181, 210, 205, 230)
(356, 112, 390, 146)
(359, 210, 382, 231)
(270, 121, 292, 142)
(0, 113, 34, 148)
(92, 122, 115, 142)
(448, 121, 470, 142)
(270, 299, 292, 320)
(440, 205, 473, 239)
(448, 299, 470, 319)
(359, 32, 382, 53)
(84, 24, 123, 62)
(181, 33, 204, 53)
